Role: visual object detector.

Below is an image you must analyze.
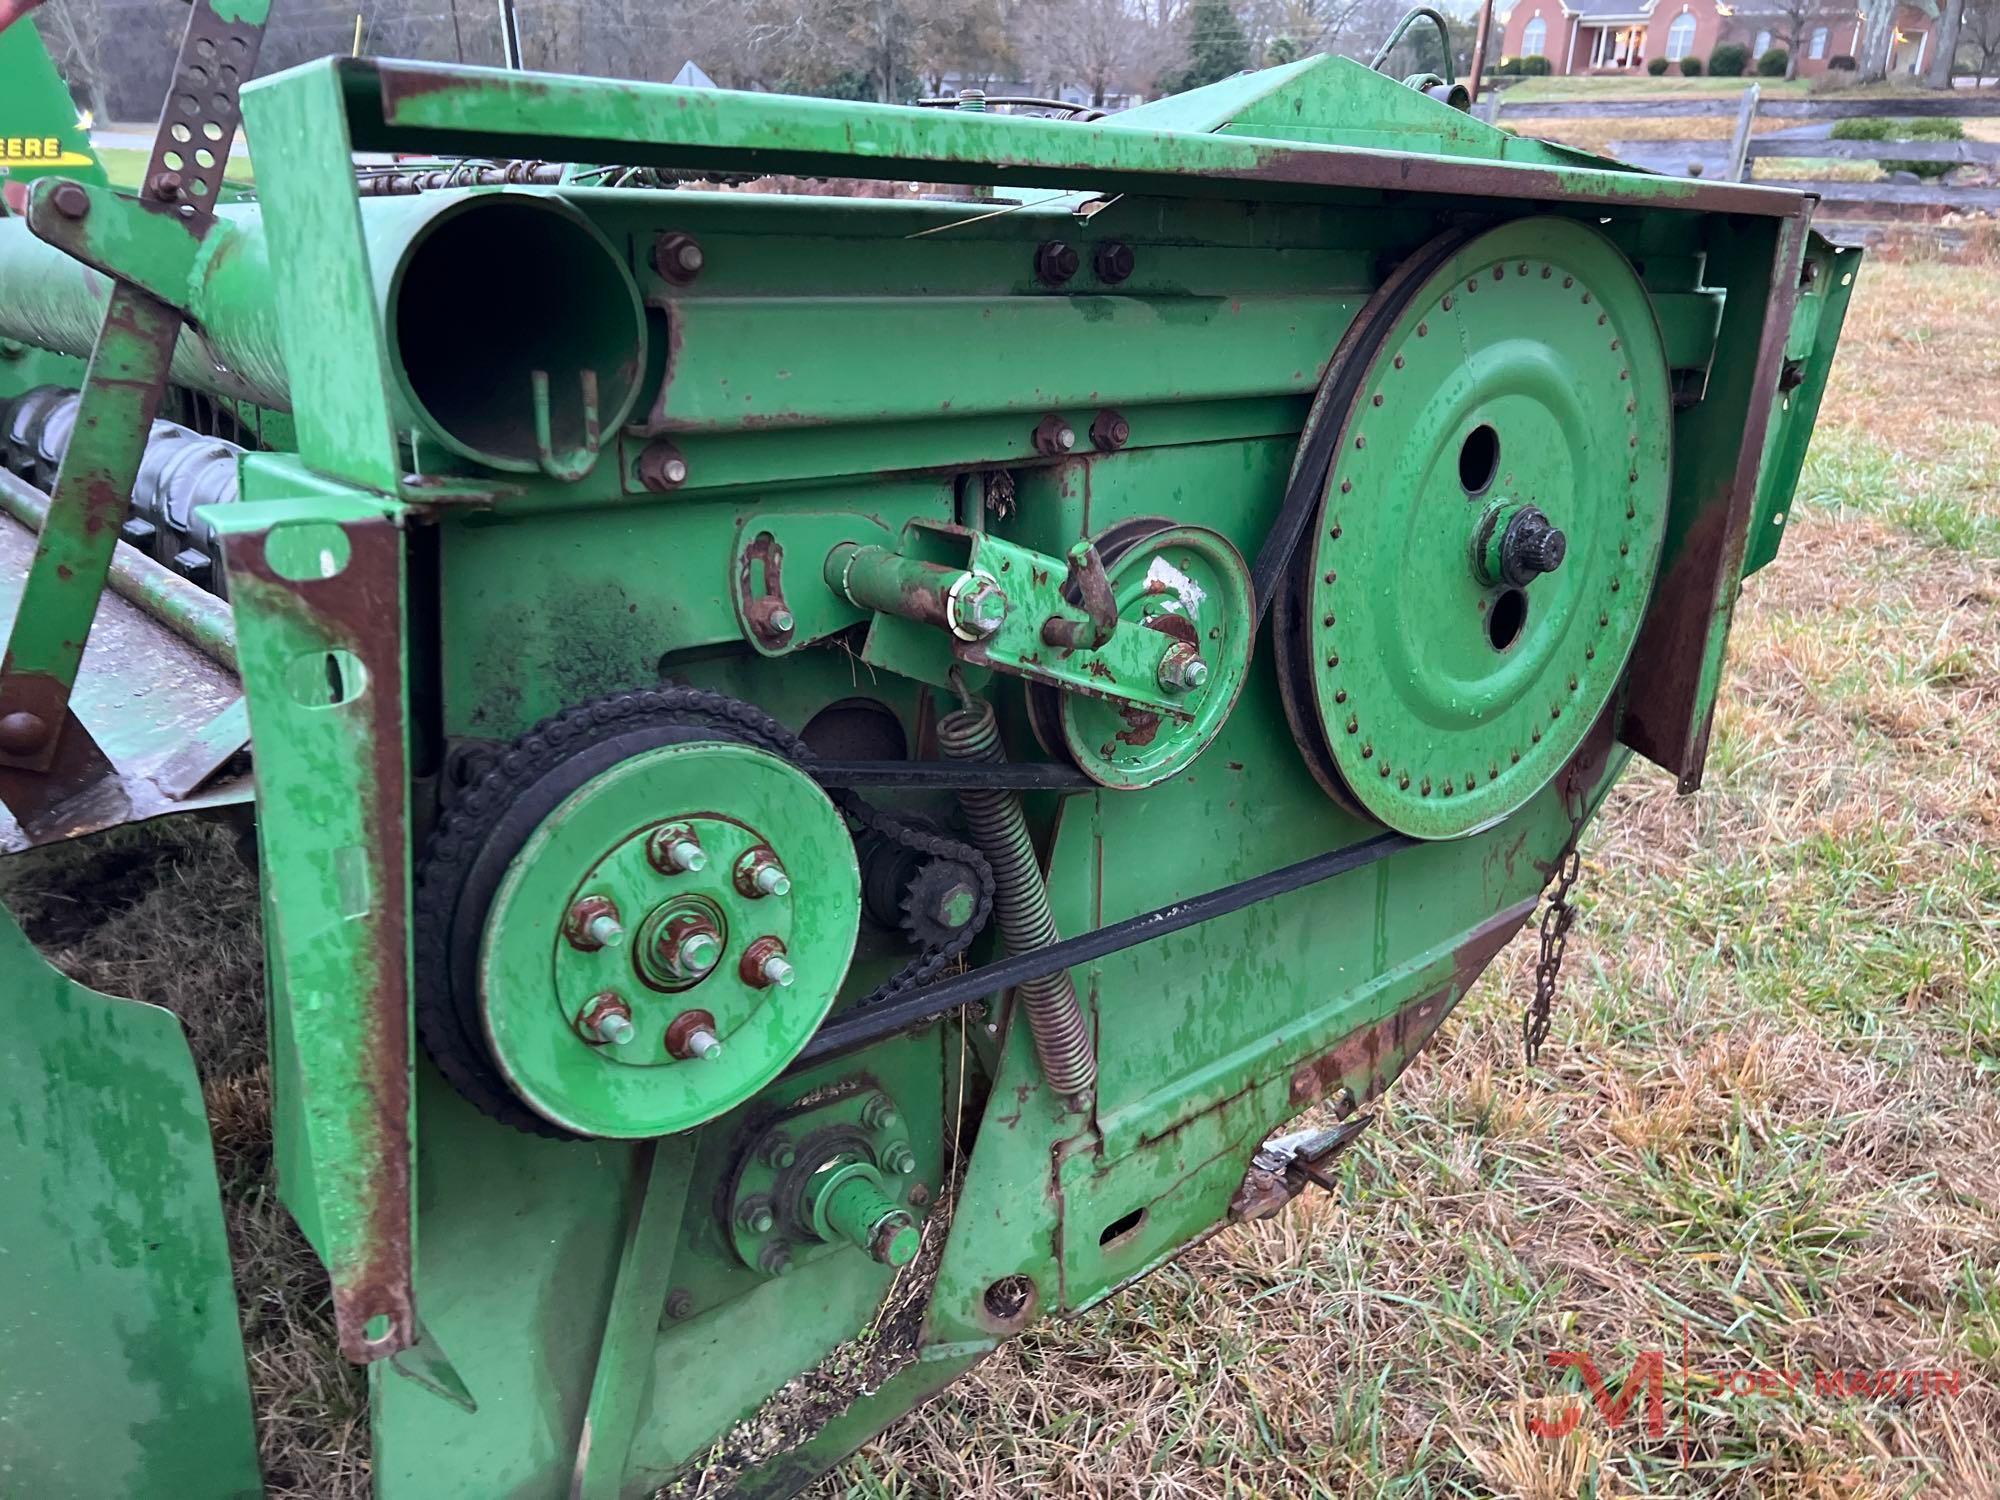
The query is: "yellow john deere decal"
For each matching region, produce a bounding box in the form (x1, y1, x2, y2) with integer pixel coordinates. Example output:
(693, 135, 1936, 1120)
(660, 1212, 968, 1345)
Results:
(0, 136, 95, 167)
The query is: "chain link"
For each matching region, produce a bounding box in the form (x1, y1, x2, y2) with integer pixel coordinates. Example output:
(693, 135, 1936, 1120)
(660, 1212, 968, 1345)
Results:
(1522, 845, 1582, 1067)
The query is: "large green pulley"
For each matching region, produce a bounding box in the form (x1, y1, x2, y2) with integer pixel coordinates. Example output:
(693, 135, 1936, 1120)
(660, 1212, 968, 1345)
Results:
(472, 739, 860, 1138)
(1276, 218, 1671, 839)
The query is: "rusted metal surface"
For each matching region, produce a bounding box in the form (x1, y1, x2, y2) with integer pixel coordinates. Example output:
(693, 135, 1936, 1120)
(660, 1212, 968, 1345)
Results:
(220, 510, 416, 1363)
(0, 510, 248, 851)
(1288, 898, 1538, 1111)
(1622, 216, 1808, 791)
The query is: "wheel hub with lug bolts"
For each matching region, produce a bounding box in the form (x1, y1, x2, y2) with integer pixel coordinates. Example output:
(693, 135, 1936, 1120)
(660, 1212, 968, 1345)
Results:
(727, 1089, 928, 1276)
(476, 739, 861, 1138)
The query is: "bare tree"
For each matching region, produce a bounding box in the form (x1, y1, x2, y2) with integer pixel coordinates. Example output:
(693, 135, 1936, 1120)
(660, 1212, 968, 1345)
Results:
(1019, 0, 1180, 105)
(1966, 0, 2000, 79)
(1856, 0, 1899, 80)
(33, 0, 115, 122)
(1926, 0, 1966, 84)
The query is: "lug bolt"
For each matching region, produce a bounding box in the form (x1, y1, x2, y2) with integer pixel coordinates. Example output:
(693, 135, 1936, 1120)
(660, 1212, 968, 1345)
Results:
(948, 577, 1009, 639)
(740, 936, 795, 989)
(564, 895, 625, 952)
(882, 1142, 917, 1176)
(1093, 240, 1136, 284)
(1033, 240, 1080, 286)
(760, 1133, 798, 1170)
(735, 847, 792, 899)
(1033, 415, 1077, 457)
(1089, 410, 1130, 452)
(48, 180, 90, 221)
(1157, 643, 1211, 693)
(637, 441, 689, 493)
(654, 231, 705, 284)
(579, 992, 636, 1045)
(648, 825, 707, 874)
(862, 1093, 901, 1132)
(656, 916, 722, 980)
(737, 1197, 776, 1234)
(685, 1026, 723, 1060)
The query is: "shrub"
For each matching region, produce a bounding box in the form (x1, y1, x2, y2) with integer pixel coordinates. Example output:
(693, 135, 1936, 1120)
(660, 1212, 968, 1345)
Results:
(1830, 115, 1967, 178)
(1679, 55, 1703, 75)
(1756, 46, 1789, 76)
(1518, 54, 1552, 74)
(1827, 53, 1857, 70)
(1709, 42, 1750, 76)
(1648, 56, 1670, 75)
(1495, 56, 1520, 74)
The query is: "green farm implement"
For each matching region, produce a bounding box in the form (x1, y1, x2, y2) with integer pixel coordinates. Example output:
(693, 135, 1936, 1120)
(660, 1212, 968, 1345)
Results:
(0, 5, 1854, 1494)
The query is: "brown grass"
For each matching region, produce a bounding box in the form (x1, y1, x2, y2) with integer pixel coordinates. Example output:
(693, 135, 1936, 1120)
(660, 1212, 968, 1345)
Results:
(828, 247, 2000, 1496)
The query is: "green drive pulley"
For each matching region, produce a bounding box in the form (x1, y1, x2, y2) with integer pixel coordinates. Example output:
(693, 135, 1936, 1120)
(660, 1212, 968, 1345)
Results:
(1029, 519, 1254, 789)
(418, 719, 862, 1139)
(479, 740, 859, 1137)
(1277, 218, 1672, 839)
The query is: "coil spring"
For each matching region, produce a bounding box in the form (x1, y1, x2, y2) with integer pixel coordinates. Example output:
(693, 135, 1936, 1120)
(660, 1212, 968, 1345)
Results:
(937, 696, 1097, 1102)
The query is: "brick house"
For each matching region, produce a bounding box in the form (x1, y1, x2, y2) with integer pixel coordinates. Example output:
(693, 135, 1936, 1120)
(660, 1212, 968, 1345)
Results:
(1496, 0, 1938, 76)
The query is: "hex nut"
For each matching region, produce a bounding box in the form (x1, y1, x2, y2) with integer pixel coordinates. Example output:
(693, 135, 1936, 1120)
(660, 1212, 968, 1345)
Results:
(637, 441, 690, 493)
(654, 231, 705, 284)
(1034, 240, 1080, 286)
(1089, 410, 1130, 452)
(1093, 240, 1135, 284)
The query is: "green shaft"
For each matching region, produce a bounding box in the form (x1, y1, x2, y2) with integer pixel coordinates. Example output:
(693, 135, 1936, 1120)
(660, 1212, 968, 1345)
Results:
(0, 208, 287, 409)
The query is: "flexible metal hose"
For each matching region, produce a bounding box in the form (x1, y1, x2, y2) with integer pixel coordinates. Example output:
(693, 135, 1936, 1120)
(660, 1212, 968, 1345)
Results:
(936, 696, 1097, 1102)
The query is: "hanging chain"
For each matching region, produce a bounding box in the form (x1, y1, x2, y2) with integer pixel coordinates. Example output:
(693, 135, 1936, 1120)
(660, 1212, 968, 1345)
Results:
(1522, 845, 1583, 1066)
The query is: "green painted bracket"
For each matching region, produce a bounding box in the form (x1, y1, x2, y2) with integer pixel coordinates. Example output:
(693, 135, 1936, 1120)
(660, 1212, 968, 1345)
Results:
(1743, 231, 1862, 577)
(211, 489, 419, 1364)
(237, 64, 404, 495)
(0, 904, 262, 1498)
(1621, 213, 1810, 792)
(24, 178, 205, 306)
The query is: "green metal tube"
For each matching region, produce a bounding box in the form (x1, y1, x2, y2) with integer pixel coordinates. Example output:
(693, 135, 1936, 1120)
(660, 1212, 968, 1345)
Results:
(0, 467, 237, 671)
(0, 189, 647, 472)
(824, 541, 1009, 639)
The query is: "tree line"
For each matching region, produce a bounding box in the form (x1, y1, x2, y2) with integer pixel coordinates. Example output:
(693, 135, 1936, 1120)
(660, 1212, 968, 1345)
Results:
(36, 0, 1469, 123)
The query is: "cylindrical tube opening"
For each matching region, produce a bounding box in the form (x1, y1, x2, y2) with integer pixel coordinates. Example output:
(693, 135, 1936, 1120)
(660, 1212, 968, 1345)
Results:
(391, 194, 645, 475)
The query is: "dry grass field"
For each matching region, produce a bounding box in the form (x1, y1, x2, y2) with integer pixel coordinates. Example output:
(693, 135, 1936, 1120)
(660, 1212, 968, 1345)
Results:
(829, 244, 2000, 1497)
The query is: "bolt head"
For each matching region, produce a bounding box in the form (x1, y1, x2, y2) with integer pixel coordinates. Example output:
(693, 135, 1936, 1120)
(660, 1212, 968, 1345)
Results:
(754, 863, 791, 896)
(740, 1200, 775, 1234)
(48, 180, 90, 220)
(663, 1289, 695, 1321)
(759, 1242, 793, 1276)
(586, 912, 625, 949)
(1034, 240, 1080, 286)
(761, 953, 796, 989)
(1093, 240, 1136, 284)
(953, 579, 1009, 638)
(883, 1142, 917, 1176)
(638, 442, 689, 493)
(687, 1027, 723, 1060)
(596, 1012, 636, 1046)
(761, 1135, 797, 1170)
(0, 710, 50, 756)
(675, 241, 705, 274)
(649, 827, 707, 873)
(1156, 644, 1211, 694)
(767, 607, 796, 634)
(935, 882, 977, 930)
